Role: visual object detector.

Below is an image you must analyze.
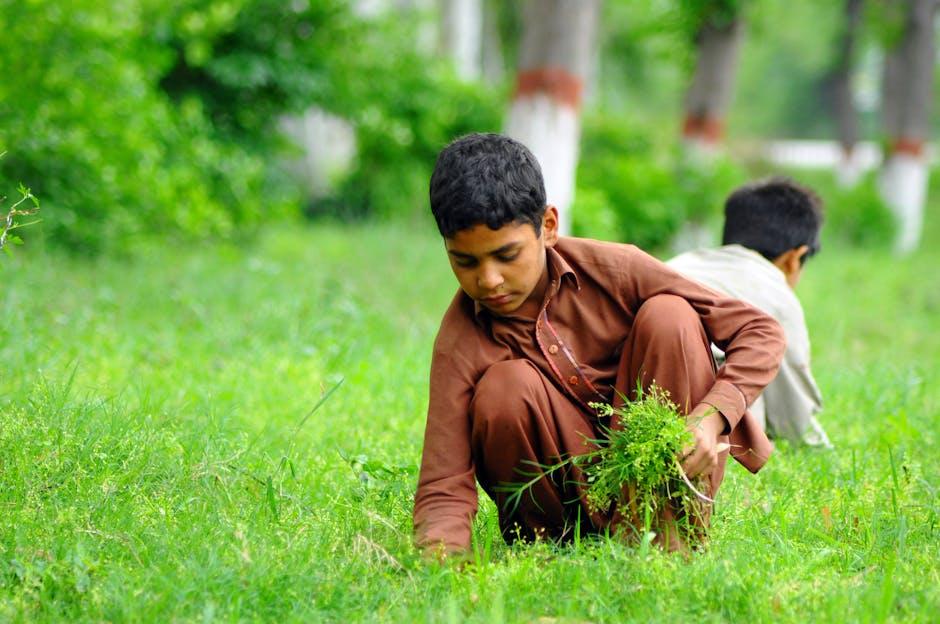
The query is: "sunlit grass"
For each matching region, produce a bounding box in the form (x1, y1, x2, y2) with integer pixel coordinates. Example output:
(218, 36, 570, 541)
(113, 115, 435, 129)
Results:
(1, 219, 938, 622)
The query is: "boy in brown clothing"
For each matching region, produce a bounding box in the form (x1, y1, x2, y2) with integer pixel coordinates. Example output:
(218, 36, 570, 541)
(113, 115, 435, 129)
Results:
(414, 133, 785, 558)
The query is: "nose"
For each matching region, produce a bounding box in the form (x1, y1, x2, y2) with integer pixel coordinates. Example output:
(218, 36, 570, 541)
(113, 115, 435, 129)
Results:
(477, 263, 504, 291)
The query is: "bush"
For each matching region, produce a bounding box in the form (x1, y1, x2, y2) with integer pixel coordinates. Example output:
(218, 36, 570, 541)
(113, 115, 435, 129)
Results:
(573, 114, 747, 250)
(824, 175, 897, 248)
(0, 1, 273, 251)
(312, 15, 503, 221)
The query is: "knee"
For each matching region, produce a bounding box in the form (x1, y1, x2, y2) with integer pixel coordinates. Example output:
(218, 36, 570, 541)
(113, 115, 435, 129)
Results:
(635, 294, 700, 345)
(471, 360, 543, 430)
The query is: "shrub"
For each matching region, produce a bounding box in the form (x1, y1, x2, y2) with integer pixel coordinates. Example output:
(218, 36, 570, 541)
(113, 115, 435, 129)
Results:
(0, 1, 269, 251)
(824, 174, 897, 248)
(312, 15, 503, 221)
(573, 114, 746, 250)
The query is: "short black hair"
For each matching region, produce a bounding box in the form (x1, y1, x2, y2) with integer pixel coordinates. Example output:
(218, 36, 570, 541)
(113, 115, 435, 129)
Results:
(429, 133, 546, 238)
(722, 177, 824, 263)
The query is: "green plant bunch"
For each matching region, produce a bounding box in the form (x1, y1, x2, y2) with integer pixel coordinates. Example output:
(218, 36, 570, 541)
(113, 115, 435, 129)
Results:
(584, 388, 695, 517)
(502, 385, 710, 546)
(584, 387, 710, 547)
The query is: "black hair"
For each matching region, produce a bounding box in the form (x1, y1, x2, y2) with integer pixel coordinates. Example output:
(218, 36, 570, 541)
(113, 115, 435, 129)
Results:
(429, 133, 546, 238)
(722, 176, 824, 263)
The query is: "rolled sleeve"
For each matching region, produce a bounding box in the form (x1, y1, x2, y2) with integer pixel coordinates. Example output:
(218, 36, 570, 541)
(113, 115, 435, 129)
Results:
(413, 349, 478, 554)
(700, 378, 747, 431)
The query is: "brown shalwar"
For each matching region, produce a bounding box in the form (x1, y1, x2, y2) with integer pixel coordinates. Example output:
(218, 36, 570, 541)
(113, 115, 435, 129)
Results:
(414, 238, 784, 553)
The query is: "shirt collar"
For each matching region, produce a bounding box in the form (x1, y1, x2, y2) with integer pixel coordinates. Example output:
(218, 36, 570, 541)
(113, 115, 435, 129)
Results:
(472, 245, 581, 322)
(720, 244, 789, 284)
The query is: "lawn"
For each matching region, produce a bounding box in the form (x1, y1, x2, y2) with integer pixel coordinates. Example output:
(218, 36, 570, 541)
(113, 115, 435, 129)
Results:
(1, 217, 938, 622)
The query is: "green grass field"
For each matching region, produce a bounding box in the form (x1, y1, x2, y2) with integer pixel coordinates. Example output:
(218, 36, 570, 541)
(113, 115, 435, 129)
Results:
(2, 218, 938, 622)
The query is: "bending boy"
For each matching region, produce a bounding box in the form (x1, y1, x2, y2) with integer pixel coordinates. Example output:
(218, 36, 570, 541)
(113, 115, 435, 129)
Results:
(668, 178, 832, 448)
(413, 134, 785, 557)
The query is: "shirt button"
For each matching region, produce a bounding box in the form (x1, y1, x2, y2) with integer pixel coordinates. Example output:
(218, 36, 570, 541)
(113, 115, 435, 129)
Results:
(569, 375, 579, 385)
(548, 344, 559, 355)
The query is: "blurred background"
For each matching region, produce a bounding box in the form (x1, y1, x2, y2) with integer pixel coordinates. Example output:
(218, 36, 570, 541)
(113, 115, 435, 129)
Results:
(1, 0, 938, 255)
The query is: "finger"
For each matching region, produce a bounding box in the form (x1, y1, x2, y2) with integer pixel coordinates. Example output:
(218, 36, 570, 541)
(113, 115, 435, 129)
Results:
(681, 447, 705, 477)
(684, 446, 716, 478)
(716, 442, 731, 455)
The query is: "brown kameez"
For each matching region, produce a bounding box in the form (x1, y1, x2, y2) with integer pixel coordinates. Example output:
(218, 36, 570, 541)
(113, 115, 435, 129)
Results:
(414, 237, 785, 553)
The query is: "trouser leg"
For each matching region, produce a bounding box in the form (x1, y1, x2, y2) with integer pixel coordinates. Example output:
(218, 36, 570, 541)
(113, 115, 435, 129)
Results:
(470, 359, 600, 544)
(612, 294, 732, 548)
(616, 293, 731, 493)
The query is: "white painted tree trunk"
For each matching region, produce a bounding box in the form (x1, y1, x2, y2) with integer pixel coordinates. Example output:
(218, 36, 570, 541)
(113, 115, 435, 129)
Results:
(280, 110, 356, 199)
(439, 0, 483, 81)
(682, 13, 744, 156)
(504, 0, 600, 236)
(837, 148, 866, 188)
(507, 96, 581, 234)
(879, 154, 928, 253)
(878, 0, 938, 254)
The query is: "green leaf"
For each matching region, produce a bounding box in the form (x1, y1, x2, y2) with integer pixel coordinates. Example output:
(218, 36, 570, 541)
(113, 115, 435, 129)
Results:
(265, 476, 279, 522)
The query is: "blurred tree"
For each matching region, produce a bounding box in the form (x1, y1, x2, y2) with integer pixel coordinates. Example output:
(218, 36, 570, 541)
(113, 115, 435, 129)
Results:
(505, 0, 601, 235)
(480, 0, 508, 85)
(680, 0, 747, 157)
(731, 1, 847, 139)
(439, 0, 483, 80)
(823, 0, 866, 186)
(877, 0, 938, 254)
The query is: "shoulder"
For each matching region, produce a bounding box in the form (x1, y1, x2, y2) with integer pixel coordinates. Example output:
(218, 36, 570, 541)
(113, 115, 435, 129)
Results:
(554, 236, 650, 273)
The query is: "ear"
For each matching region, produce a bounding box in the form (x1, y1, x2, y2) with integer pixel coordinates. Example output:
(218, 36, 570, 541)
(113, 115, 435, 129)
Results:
(542, 205, 560, 247)
(790, 244, 810, 270)
(773, 245, 809, 289)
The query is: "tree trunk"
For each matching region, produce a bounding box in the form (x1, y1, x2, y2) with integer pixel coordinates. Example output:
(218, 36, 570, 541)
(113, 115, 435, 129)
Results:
(480, 0, 505, 84)
(682, 12, 745, 157)
(878, 0, 938, 254)
(504, 0, 600, 235)
(280, 109, 356, 199)
(439, 0, 483, 80)
(826, 0, 865, 186)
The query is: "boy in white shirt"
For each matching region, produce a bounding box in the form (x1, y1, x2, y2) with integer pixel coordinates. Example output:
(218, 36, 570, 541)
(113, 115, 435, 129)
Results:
(669, 177, 832, 448)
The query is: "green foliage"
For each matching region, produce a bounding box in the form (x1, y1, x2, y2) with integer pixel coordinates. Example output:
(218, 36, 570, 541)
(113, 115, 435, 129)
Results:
(573, 114, 746, 249)
(0, 0, 310, 251)
(825, 175, 897, 248)
(152, 0, 350, 144)
(583, 389, 696, 521)
(315, 14, 503, 220)
(3, 1, 498, 249)
(732, 0, 847, 139)
(0, 177, 40, 257)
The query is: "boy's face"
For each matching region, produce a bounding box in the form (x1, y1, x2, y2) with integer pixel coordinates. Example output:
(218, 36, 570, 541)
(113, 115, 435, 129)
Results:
(444, 206, 559, 316)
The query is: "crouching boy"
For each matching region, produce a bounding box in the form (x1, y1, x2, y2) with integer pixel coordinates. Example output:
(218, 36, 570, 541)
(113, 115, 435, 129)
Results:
(668, 178, 832, 448)
(413, 134, 785, 558)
